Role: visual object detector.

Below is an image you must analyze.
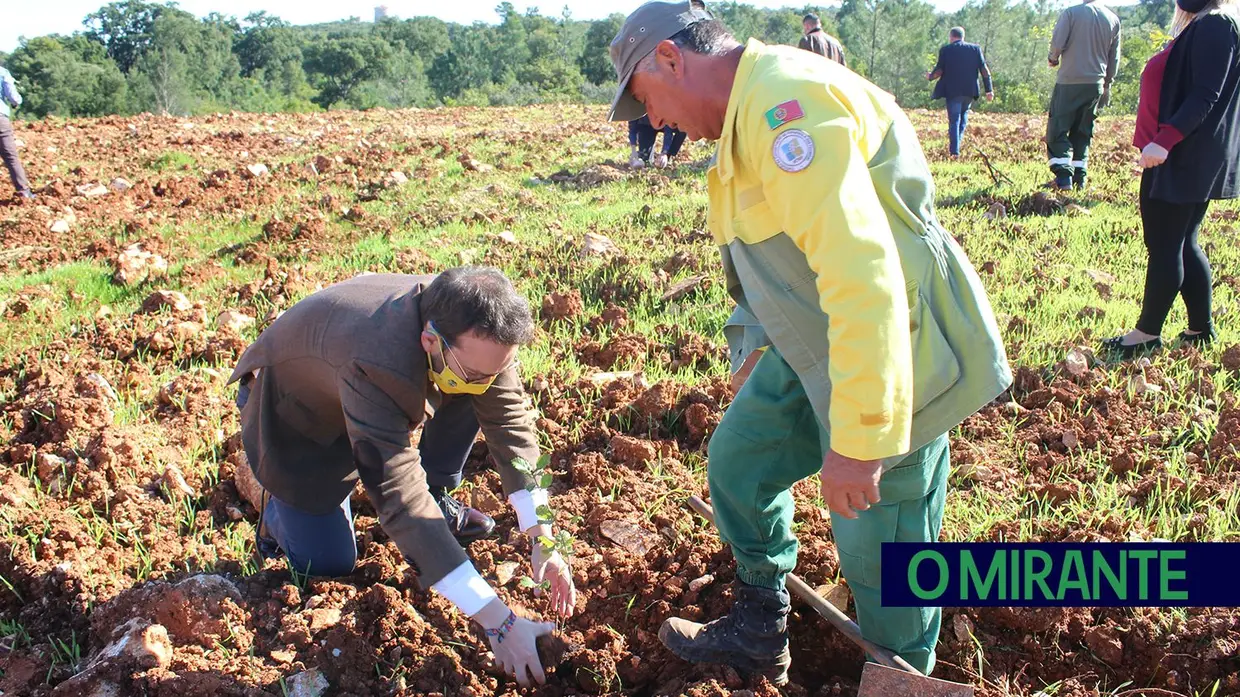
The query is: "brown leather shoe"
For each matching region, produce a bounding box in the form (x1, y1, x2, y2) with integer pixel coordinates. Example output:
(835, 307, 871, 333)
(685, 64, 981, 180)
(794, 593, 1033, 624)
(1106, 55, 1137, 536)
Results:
(432, 488, 496, 545)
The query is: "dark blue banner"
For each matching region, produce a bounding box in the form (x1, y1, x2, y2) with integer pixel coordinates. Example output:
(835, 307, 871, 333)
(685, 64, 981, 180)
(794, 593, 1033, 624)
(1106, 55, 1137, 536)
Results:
(880, 543, 1240, 607)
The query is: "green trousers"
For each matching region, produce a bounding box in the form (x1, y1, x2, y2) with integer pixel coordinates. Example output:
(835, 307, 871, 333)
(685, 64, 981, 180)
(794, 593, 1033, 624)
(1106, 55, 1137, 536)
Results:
(1045, 82, 1104, 182)
(707, 347, 950, 675)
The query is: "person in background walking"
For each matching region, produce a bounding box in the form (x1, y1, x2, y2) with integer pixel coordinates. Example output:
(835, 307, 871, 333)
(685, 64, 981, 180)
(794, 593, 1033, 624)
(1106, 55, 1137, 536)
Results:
(0, 64, 33, 199)
(628, 115, 688, 168)
(927, 27, 994, 158)
(1101, 0, 1240, 358)
(798, 13, 847, 66)
(1045, 0, 1121, 190)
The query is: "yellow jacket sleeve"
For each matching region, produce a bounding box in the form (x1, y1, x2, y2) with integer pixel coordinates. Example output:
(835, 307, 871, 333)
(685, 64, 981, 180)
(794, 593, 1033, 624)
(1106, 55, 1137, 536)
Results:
(744, 97, 913, 460)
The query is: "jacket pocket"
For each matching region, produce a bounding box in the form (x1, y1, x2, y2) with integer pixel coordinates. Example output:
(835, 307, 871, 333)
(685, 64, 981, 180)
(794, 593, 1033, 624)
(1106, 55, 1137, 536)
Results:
(908, 279, 961, 413)
(737, 228, 818, 291)
(275, 390, 340, 447)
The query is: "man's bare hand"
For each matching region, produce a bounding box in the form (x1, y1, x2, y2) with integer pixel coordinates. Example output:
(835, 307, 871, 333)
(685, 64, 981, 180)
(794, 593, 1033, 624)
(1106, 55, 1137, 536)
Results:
(985, 91, 995, 102)
(731, 349, 765, 395)
(819, 450, 883, 520)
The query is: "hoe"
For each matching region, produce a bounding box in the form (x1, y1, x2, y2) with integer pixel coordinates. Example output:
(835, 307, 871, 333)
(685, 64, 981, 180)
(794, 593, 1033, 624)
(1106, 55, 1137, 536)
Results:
(687, 496, 975, 697)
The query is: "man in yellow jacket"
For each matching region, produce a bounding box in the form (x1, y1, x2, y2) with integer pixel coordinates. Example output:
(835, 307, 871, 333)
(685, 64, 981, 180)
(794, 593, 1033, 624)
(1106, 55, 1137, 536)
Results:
(608, 2, 1012, 684)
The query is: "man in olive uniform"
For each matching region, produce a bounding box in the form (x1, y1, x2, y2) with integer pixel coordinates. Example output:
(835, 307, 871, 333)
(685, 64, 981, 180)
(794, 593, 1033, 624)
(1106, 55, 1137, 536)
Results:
(607, 1, 1012, 683)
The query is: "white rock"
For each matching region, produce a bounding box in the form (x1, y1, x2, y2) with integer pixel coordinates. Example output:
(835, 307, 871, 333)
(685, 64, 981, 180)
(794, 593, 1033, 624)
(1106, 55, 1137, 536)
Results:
(1085, 268, 1117, 284)
(1064, 347, 1091, 377)
(1130, 374, 1162, 396)
(144, 290, 192, 313)
(383, 170, 408, 187)
(217, 310, 255, 333)
(953, 613, 975, 643)
(244, 163, 269, 178)
(110, 178, 132, 192)
(160, 464, 195, 499)
(1062, 431, 1079, 449)
(495, 561, 520, 586)
(76, 183, 110, 198)
(285, 668, 329, 697)
(815, 582, 852, 613)
(688, 574, 714, 593)
(49, 219, 71, 234)
(581, 232, 621, 258)
(495, 230, 517, 245)
(51, 619, 171, 697)
(114, 244, 169, 286)
(307, 608, 341, 632)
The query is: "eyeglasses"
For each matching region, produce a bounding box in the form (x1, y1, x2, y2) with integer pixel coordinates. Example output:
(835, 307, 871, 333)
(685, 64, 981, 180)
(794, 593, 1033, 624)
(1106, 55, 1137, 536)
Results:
(429, 323, 518, 384)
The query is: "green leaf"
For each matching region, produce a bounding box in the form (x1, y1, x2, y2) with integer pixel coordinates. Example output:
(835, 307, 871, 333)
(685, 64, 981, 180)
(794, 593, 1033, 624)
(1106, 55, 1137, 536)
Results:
(511, 457, 532, 475)
(537, 535, 556, 551)
(536, 453, 551, 469)
(519, 576, 538, 589)
(535, 505, 554, 523)
(538, 472, 554, 489)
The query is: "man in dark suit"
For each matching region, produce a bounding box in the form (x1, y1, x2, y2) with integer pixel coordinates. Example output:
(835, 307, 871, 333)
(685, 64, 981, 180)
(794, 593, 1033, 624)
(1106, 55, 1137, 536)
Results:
(927, 27, 994, 157)
(228, 266, 576, 687)
(798, 13, 847, 67)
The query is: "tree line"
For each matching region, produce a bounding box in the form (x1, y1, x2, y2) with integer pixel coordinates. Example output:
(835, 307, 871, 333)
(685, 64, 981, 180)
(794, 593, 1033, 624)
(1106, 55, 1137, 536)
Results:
(0, 0, 1175, 119)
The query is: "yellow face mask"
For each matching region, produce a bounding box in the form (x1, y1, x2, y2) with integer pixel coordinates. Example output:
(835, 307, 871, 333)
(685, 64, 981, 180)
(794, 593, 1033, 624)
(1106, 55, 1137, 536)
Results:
(427, 324, 500, 396)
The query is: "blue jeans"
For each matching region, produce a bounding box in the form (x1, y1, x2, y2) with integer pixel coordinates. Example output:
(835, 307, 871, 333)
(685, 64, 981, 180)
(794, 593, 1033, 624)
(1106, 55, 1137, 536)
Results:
(236, 380, 480, 576)
(945, 96, 973, 156)
(629, 117, 688, 159)
(263, 494, 358, 577)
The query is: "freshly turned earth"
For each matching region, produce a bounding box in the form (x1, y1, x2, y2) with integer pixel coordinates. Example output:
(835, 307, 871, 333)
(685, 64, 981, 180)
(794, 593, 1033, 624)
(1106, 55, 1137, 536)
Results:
(0, 107, 1236, 696)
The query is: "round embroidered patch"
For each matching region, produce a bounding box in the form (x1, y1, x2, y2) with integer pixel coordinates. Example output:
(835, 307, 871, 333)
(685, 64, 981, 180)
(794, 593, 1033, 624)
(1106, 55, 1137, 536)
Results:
(772, 129, 815, 173)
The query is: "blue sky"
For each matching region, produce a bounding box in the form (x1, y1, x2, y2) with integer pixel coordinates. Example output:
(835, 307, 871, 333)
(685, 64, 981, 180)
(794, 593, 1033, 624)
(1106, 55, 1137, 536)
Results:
(2, 0, 990, 53)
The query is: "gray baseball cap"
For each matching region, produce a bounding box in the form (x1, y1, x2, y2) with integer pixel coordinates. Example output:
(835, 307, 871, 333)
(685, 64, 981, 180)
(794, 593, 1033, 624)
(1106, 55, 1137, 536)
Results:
(607, 1, 714, 122)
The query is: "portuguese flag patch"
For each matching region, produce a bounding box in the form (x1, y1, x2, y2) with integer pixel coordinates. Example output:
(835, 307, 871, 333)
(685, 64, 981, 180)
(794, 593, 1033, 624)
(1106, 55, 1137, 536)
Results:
(764, 100, 805, 130)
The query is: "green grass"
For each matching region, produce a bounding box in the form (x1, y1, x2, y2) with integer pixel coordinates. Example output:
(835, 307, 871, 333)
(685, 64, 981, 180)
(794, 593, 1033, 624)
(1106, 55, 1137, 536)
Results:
(0, 108, 1237, 677)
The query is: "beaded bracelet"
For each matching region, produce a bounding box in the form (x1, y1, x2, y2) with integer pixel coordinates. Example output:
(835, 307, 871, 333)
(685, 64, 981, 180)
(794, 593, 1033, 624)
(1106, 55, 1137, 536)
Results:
(484, 610, 518, 644)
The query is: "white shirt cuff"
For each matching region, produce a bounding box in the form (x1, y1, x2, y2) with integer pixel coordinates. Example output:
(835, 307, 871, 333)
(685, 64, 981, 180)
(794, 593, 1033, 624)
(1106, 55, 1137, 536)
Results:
(508, 488, 550, 532)
(430, 561, 498, 617)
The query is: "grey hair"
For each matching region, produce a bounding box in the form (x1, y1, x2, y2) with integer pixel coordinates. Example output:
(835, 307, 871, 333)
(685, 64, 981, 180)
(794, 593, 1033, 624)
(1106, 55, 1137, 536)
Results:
(636, 19, 736, 73)
(949, 26, 965, 40)
(421, 266, 535, 345)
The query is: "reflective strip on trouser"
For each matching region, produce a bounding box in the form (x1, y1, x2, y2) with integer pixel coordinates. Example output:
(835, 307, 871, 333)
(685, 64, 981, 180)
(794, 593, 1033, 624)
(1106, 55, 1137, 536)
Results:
(705, 346, 950, 675)
(1045, 83, 1103, 178)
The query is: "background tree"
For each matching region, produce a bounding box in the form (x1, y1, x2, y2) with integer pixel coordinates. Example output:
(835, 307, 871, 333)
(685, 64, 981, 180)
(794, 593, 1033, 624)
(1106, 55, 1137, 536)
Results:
(303, 34, 394, 108)
(83, 0, 177, 73)
(7, 35, 128, 117)
(578, 13, 624, 85)
(1, 0, 1168, 118)
(839, 0, 938, 105)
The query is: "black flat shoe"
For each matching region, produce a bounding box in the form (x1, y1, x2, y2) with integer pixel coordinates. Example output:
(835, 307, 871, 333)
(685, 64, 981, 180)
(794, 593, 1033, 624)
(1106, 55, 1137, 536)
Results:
(1179, 329, 1216, 347)
(1100, 335, 1162, 360)
(432, 488, 497, 545)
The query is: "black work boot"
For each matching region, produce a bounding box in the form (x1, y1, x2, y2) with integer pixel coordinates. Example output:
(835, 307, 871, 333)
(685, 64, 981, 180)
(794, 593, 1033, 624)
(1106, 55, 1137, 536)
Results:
(659, 580, 792, 685)
(431, 487, 496, 545)
(1074, 170, 1088, 191)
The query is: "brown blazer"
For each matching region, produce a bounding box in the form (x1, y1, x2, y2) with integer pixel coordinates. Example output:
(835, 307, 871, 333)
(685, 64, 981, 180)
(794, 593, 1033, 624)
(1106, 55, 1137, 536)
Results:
(799, 29, 848, 67)
(228, 273, 538, 587)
